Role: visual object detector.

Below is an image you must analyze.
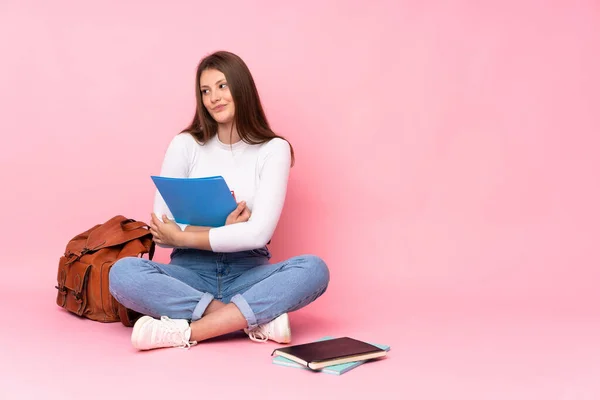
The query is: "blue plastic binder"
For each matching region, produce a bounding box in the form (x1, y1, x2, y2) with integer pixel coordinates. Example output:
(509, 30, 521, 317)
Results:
(151, 175, 237, 227)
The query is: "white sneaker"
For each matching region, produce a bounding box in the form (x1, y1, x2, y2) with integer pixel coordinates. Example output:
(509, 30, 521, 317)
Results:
(245, 313, 292, 344)
(131, 316, 197, 350)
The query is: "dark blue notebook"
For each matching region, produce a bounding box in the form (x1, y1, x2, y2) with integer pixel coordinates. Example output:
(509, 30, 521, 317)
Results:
(151, 175, 237, 227)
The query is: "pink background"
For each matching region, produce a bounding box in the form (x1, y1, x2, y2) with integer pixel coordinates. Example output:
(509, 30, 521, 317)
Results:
(1, 1, 599, 399)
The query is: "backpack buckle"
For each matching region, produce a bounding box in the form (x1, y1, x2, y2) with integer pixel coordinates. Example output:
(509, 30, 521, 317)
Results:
(55, 285, 67, 295)
(64, 247, 90, 265)
(73, 292, 83, 303)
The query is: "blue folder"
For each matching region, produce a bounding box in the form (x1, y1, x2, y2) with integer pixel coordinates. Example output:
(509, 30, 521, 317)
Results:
(151, 175, 237, 227)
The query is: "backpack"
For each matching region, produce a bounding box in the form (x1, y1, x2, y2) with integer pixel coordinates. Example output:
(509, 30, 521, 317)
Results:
(55, 215, 155, 327)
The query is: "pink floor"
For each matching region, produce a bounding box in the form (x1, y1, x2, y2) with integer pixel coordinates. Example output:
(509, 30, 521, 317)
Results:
(1, 266, 599, 400)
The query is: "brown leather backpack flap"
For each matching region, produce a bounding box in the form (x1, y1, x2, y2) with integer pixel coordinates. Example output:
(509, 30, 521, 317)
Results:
(118, 238, 152, 259)
(56, 259, 91, 316)
(63, 235, 90, 259)
(87, 228, 152, 251)
(121, 219, 150, 231)
(84, 216, 152, 252)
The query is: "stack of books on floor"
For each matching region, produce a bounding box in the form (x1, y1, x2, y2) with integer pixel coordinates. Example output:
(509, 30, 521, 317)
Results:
(271, 336, 390, 375)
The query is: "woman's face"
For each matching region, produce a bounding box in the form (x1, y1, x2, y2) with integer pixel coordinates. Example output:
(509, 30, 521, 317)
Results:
(200, 68, 235, 125)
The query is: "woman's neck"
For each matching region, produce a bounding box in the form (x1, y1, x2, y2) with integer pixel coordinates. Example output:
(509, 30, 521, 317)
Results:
(217, 122, 241, 144)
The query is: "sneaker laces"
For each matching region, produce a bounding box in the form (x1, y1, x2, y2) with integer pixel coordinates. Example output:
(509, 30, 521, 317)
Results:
(158, 316, 197, 349)
(247, 326, 270, 343)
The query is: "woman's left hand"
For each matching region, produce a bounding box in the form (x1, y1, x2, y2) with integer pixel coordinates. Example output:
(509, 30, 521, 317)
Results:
(150, 213, 182, 247)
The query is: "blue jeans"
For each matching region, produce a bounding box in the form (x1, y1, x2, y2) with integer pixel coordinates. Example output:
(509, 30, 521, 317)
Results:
(108, 247, 330, 330)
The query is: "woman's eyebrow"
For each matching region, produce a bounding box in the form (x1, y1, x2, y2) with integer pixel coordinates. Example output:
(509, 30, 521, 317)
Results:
(200, 79, 226, 89)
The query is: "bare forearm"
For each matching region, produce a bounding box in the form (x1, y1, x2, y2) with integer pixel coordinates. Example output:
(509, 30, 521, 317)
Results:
(175, 230, 213, 251)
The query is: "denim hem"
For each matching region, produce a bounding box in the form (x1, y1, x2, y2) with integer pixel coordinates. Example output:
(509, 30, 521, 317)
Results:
(231, 294, 258, 330)
(191, 292, 214, 321)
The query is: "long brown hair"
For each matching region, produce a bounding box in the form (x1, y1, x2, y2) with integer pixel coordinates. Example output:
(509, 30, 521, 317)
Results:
(181, 50, 294, 165)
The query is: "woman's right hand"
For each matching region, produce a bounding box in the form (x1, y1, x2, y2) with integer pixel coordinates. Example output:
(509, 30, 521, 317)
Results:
(226, 201, 251, 225)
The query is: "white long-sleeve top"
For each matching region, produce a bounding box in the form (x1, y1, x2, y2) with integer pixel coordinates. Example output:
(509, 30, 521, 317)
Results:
(153, 132, 291, 253)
